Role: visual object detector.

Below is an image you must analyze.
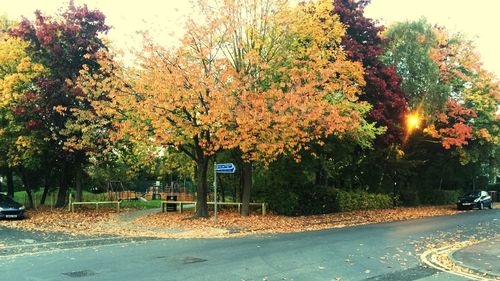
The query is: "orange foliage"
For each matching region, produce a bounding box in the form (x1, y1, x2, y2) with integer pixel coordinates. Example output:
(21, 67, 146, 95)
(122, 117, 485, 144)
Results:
(83, 0, 366, 164)
(424, 99, 475, 149)
(76, 0, 368, 218)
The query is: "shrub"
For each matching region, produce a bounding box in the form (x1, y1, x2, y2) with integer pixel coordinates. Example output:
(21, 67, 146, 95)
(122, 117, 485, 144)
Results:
(399, 189, 419, 206)
(333, 189, 393, 212)
(258, 184, 338, 216)
(418, 189, 461, 205)
(255, 184, 393, 215)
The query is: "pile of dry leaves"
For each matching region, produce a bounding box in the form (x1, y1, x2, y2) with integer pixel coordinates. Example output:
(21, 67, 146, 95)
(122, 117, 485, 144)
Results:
(0, 206, 460, 239)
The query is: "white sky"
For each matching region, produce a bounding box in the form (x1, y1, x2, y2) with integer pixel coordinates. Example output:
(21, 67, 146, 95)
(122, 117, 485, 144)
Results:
(1, 0, 499, 78)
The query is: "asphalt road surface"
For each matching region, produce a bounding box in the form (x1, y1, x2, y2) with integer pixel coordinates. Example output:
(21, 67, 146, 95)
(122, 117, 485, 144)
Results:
(0, 209, 498, 281)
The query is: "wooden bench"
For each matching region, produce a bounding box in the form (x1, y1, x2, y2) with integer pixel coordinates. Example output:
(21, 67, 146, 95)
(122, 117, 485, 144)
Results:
(160, 201, 267, 215)
(71, 201, 121, 213)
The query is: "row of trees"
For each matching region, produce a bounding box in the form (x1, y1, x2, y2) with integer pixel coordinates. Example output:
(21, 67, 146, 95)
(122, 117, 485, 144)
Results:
(0, 0, 498, 217)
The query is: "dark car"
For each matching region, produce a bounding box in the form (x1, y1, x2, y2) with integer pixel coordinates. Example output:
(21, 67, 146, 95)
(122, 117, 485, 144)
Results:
(0, 194, 25, 219)
(457, 191, 493, 210)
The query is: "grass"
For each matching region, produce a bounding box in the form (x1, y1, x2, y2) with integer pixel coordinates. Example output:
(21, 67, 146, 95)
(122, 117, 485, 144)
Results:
(12, 190, 166, 210)
(13, 190, 106, 205)
(13, 191, 55, 206)
(120, 199, 162, 209)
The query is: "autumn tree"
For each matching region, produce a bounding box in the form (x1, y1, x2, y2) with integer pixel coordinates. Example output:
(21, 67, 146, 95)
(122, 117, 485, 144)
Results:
(11, 1, 110, 205)
(382, 20, 479, 150)
(0, 29, 47, 205)
(333, 0, 408, 145)
(427, 28, 499, 177)
(79, 0, 371, 218)
(382, 19, 448, 115)
(383, 19, 499, 195)
(387, 22, 498, 158)
(187, 0, 372, 216)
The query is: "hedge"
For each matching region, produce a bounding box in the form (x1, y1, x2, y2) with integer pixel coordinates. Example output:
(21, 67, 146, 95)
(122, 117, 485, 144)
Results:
(333, 189, 393, 212)
(399, 189, 462, 206)
(256, 185, 394, 215)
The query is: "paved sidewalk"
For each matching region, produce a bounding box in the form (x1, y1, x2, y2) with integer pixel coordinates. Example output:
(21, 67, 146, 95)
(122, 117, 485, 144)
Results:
(451, 236, 500, 277)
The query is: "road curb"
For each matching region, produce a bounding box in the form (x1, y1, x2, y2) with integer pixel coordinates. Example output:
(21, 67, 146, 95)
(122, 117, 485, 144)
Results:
(420, 239, 499, 281)
(448, 238, 500, 278)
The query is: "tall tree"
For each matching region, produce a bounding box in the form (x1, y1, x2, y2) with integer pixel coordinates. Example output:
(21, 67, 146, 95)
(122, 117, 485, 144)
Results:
(81, 0, 371, 218)
(333, 0, 408, 145)
(384, 19, 499, 196)
(426, 28, 499, 174)
(11, 1, 110, 205)
(196, 0, 371, 215)
(382, 19, 449, 115)
(0, 32, 47, 205)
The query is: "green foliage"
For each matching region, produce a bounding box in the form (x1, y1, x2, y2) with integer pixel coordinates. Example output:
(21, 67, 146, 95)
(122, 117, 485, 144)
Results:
(398, 189, 420, 206)
(400, 189, 461, 206)
(382, 18, 448, 114)
(418, 190, 463, 205)
(253, 157, 395, 215)
(419, 189, 461, 205)
(120, 199, 162, 209)
(257, 183, 338, 216)
(333, 189, 393, 212)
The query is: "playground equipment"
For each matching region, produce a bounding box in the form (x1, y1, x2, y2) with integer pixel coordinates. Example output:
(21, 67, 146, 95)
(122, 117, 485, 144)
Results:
(143, 181, 192, 201)
(106, 181, 138, 201)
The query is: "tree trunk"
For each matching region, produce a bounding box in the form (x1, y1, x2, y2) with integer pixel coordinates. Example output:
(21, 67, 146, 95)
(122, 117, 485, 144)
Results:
(195, 155, 209, 218)
(40, 174, 50, 205)
(6, 169, 14, 198)
(241, 161, 252, 216)
(20, 169, 34, 209)
(26, 189, 34, 209)
(56, 168, 69, 207)
(75, 167, 83, 202)
(238, 169, 243, 203)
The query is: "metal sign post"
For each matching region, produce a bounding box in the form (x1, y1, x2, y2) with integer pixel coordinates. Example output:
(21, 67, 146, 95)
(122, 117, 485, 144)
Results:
(214, 162, 217, 224)
(214, 163, 236, 224)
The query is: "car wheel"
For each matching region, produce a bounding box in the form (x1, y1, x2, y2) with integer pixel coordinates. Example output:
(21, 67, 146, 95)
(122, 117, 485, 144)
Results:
(489, 202, 493, 209)
(479, 202, 484, 210)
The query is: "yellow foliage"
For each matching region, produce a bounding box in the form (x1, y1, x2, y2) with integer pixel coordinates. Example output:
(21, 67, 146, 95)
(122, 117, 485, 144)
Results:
(0, 36, 46, 106)
(78, 0, 368, 167)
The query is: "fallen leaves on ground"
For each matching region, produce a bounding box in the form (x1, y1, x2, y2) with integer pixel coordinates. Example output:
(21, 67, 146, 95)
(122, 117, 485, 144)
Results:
(0, 208, 115, 236)
(133, 206, 460, 238)
(0, 205, 460, 239)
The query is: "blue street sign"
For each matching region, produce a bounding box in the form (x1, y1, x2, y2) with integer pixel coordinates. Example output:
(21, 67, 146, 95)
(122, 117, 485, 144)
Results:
(215, 163, 236, 173)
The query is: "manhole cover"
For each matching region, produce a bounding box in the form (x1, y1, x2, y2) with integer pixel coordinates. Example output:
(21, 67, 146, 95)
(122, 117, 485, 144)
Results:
(182, 256, 207, 264)
(62, 270, 96, 278)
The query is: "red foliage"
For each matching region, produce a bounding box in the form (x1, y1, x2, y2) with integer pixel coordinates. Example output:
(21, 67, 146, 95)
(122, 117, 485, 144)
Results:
(333, 0, 409, 144)
(426, 99, 476, 149)
(11, 1, 109, 74)
(9, 1, 110, 166)
(10, 1, 108, 127)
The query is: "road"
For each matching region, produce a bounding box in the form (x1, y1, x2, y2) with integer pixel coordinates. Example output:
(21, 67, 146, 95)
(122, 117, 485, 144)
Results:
(0, 209, 498, 281)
